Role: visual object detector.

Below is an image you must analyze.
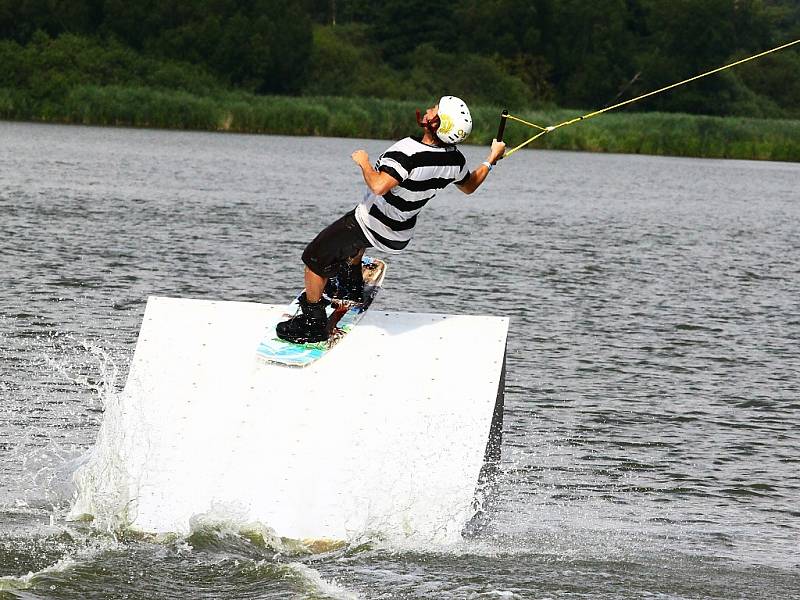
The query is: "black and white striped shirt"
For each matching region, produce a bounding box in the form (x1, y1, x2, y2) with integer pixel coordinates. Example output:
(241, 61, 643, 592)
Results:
(354, 136, 470, 252)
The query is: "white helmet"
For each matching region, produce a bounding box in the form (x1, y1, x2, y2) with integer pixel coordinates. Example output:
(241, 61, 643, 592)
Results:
(436, 95, 472, 145)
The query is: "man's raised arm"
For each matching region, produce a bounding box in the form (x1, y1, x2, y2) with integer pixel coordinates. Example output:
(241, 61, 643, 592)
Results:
(457, 139, 506, 195)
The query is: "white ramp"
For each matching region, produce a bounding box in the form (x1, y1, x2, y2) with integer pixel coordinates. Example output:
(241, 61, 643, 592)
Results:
(70, 296, 508, 542)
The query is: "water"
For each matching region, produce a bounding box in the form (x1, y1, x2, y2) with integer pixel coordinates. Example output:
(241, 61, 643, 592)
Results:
(1, 121, 799, 598)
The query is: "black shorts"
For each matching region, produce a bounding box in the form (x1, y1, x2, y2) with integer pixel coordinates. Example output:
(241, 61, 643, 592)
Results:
(302, 209, 371, 278)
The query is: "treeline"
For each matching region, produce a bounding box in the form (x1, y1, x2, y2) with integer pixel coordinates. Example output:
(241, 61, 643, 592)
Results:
(1, 0, 799, 121)
(0, 0, 312, 95)
(307, 0, 800, 116)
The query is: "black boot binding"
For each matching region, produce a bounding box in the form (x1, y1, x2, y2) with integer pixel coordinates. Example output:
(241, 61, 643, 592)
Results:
(324, 261, 365, 303)
(276, 292, 329, 343)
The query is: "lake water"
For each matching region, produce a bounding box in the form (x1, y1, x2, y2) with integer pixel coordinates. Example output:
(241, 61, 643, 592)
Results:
(1, 121, 799, 599)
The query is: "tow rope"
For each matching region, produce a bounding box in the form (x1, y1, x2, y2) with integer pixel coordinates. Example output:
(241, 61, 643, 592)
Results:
(497, 38, 800, 157)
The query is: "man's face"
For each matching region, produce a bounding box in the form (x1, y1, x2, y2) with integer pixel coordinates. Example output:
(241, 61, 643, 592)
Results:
(422, 103, 439, 124)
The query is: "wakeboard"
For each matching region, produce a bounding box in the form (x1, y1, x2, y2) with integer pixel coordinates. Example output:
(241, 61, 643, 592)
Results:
(256, 257, 386, 367)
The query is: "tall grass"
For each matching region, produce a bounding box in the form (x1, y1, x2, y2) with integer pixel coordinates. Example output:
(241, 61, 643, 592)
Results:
(2, 85, 799, 161)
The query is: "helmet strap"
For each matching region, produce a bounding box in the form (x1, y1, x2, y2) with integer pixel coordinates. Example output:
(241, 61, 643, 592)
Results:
(416, 109, 440, 136)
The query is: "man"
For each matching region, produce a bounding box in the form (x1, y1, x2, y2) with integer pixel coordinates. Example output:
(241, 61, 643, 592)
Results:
(277, 95, 506, 343)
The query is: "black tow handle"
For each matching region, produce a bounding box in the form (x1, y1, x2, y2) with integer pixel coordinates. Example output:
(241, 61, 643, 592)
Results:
(494, 109, 508, 161)
(496, 109, 508, 142)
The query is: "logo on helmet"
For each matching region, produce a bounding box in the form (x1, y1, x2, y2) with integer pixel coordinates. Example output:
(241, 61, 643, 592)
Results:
(438, 114, 454, 135)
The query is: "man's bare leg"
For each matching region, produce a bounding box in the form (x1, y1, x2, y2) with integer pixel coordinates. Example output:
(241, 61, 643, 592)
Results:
(304, 267, 327, 303)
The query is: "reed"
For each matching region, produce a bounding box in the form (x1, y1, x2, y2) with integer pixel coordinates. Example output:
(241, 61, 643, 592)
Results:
(2, 86, 799, 162)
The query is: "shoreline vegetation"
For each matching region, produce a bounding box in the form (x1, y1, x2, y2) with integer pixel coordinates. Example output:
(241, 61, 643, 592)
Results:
(2, 88, 800, 162)
(3, 2, 799, 162)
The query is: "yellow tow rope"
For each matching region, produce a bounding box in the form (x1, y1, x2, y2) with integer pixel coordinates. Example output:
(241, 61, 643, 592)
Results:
(501, 38, 800, 158)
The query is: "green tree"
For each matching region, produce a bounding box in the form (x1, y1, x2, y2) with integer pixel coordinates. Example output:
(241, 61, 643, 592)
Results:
(103, 0, 313, 93)
(304, 0, 377, 25)
(303, 24, 405, 98)
(453, 0, 545, 57)
(0, 0, 102, 42)
(452, 0, 553, 102)
(403, 43, 533, 107)
(737, 51, 800, 118)
(544, 0, 639, 108)
(370, 0, 455, 66)
(635, 0, 774, 114)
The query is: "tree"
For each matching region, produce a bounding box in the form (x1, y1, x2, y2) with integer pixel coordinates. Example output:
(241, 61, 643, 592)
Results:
(0, 0, 103, 42)
(635, 0, 776, 114)
(370, 0, 455, 66)
(544, 0, 639, 108)
(103, 0, 313, 93)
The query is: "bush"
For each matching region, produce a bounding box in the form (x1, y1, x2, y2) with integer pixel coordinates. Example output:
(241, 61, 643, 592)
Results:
(403, 44, 533, 108)
(302, 24, 401, 99)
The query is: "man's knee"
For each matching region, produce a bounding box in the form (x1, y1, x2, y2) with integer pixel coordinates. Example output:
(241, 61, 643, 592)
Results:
(302, 242, 336, 279)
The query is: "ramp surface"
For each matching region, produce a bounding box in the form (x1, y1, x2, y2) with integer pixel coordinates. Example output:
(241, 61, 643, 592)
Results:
(71, 296, 508, 542)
